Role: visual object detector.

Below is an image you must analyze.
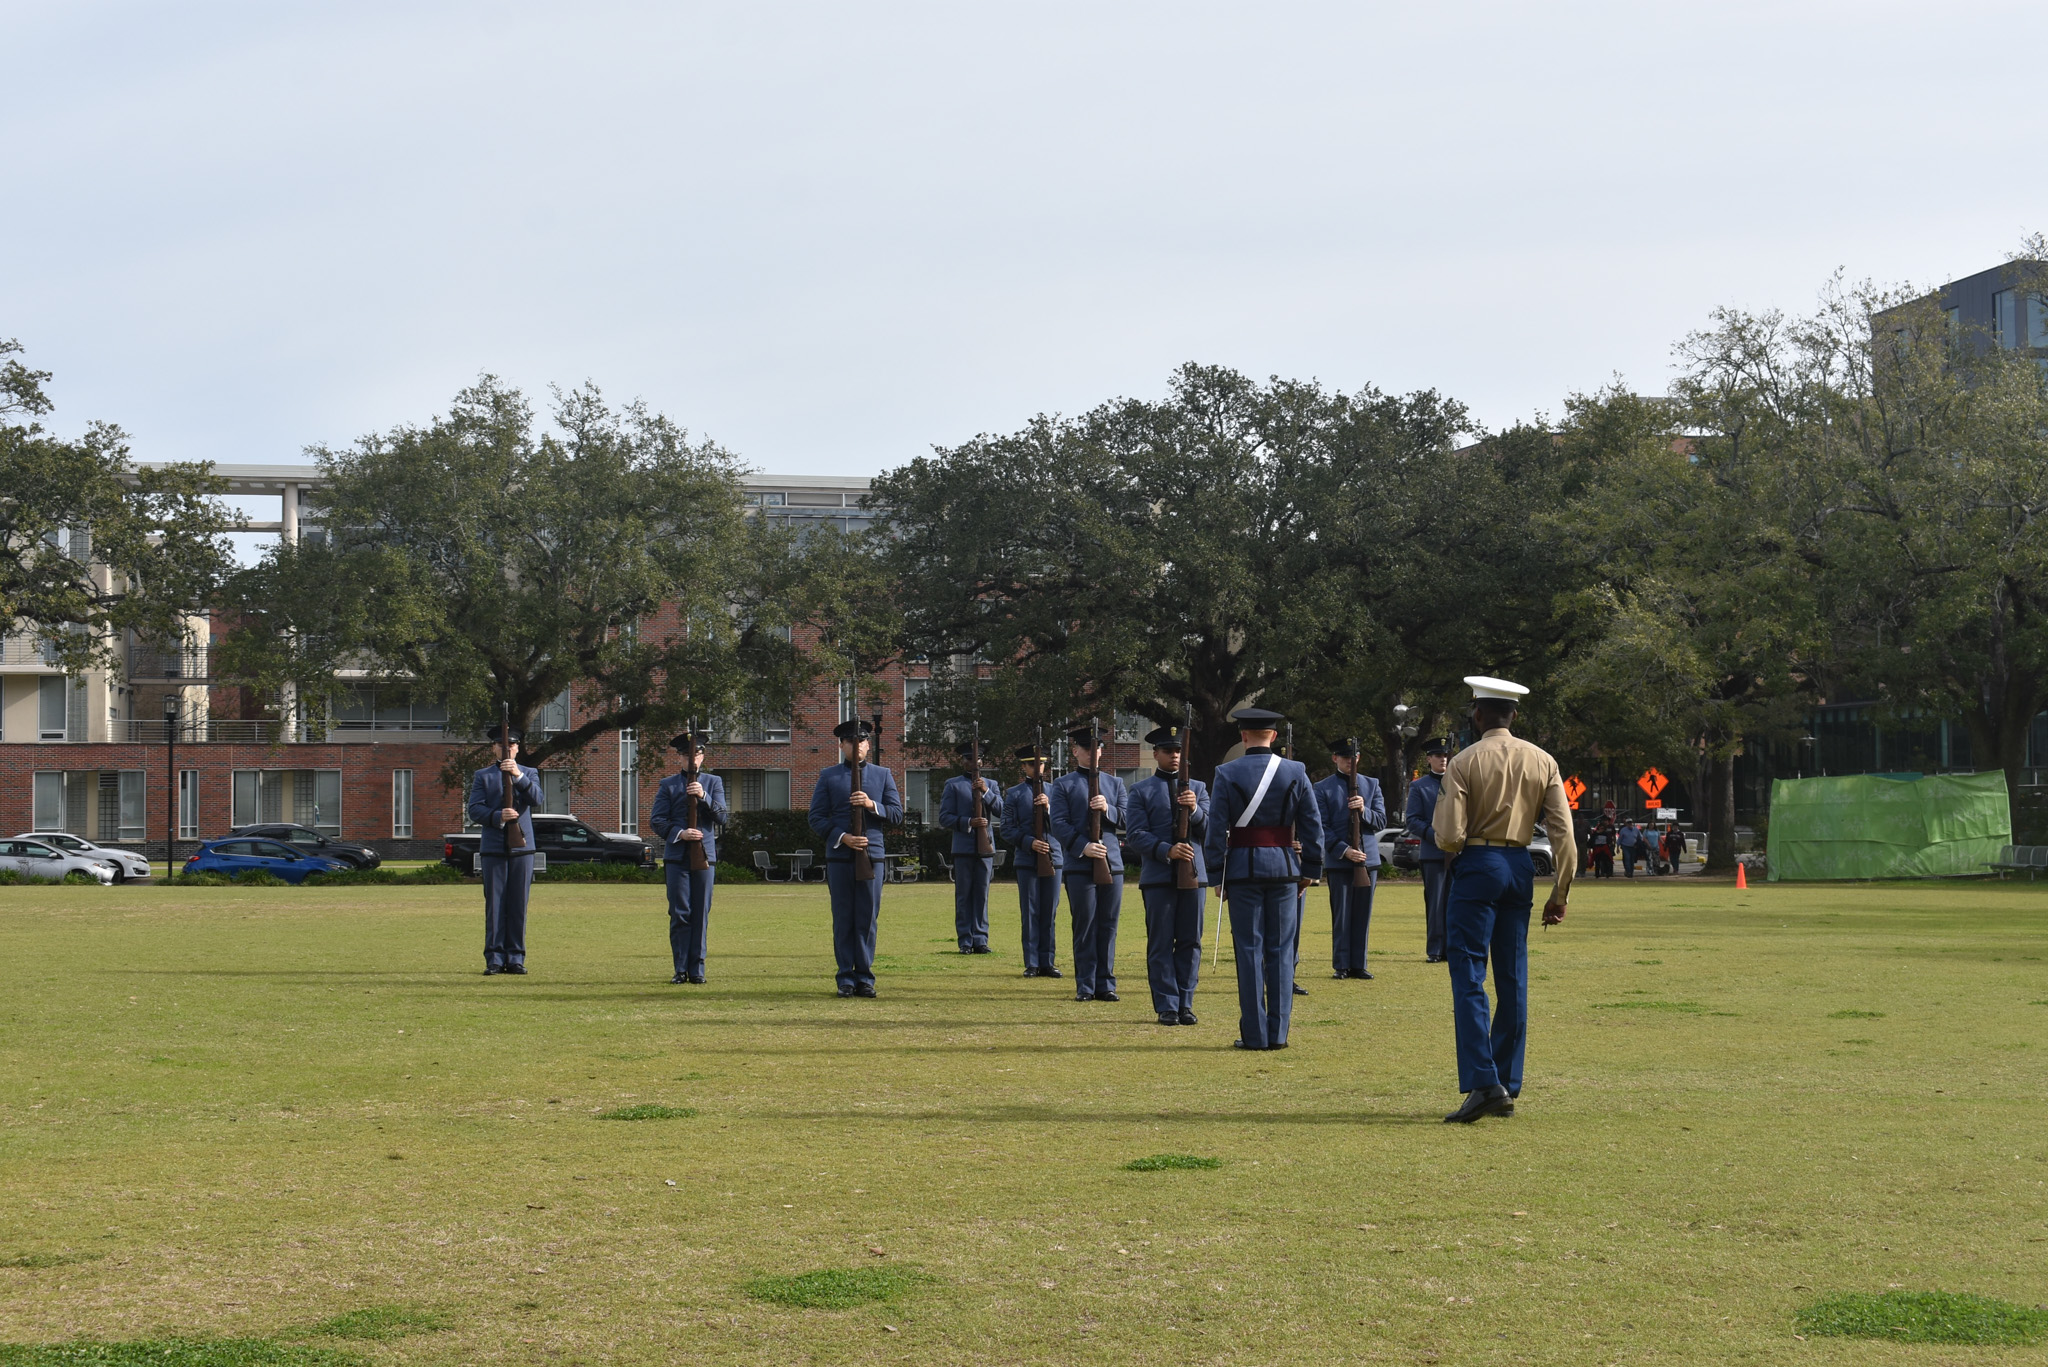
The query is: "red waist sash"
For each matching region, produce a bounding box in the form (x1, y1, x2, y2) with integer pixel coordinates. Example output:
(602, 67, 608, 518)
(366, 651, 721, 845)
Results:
(1228, 826, 1294, 849)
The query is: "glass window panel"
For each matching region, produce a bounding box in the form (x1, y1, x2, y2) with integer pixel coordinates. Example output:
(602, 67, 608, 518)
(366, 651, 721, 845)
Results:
(392, 769, 414, 838)
(541, 771, 572, 816)
(33, 771, 64, 830)
(39, 676, 67, 739)
(762, 769, 791, 810)
(118, 770, 146, 841)
(233, 771, 260, 827)
(179, 770, 201, 839)
(2029, 296, 2048, 348)
(1995, 289, 2018, 348)
(334, 688, 374, 726)
(902, 769, 929, 825)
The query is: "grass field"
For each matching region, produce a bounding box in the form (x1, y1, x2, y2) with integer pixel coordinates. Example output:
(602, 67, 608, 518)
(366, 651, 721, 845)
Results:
(1, 875, 2044, 1365)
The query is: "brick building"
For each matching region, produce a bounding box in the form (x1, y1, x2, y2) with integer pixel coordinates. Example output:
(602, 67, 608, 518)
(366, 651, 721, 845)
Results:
(0, 466, 1143, 864)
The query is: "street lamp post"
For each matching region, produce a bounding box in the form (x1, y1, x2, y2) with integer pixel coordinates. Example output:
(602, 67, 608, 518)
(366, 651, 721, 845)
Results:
(164, 696, 181, 882)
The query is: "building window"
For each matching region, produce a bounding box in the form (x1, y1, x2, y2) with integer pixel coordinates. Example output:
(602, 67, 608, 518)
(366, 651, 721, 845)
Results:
(331, 687, 448, 733)
(1994, 289, 2018, 348)
(838, 682, 857, 724)
(32, 772, 63, 830)
(903, 678, 929, 739)
(618, 730, 639, 834)
(710, 769, 791, 812)
(32, 770, 144, 840)
(538, 688, 571, 736)
(392, 769, 414, 838)
(38, 675, 68, 741)
(902, 769, 930, 824)
(1113, 712, 1150, 742)
(540, 771, 572, 816)
(232, 770, 340, 833)
(179, 770, 201, 839)
(713, 710, 792, 744)
(2026, 296, 2048, 350)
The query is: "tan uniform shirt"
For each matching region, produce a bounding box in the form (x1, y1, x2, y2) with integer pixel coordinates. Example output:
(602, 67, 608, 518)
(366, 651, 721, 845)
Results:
(1433, 727, 1576, 901)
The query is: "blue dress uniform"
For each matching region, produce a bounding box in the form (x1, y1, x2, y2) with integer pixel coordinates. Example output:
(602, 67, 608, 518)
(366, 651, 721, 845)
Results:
(807, 721, 905, 997)
(937, 756, 1003, 953)
(999, 748, 1063, 977)
(1202, 709, 1324, 1050)
(1124, 725, 1209, 1025)
(648, 733, 728, 983)
(1049, 736, 1128, 1002)
(1315, 743, 1384, 979)
(1405, 737, 1451, 962)
(466, 726, 541, 974)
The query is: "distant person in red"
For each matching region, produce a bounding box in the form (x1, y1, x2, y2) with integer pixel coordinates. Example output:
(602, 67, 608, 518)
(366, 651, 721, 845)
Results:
(1660, 822, 1687, 873)
(1588, 817, 1616, 879)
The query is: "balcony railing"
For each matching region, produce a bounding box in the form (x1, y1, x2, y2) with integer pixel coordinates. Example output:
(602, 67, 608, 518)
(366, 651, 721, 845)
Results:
(0, 635, 60, 668)
(127, 644, 214, 680)
(118, 719, 285, 745)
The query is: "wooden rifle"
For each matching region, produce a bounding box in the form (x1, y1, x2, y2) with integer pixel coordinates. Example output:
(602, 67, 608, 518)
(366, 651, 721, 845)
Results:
(499, 699, 526, 851)
(1172, 702, 1197, 891)
(1286, 722, 1310, 890)
(1348, 734, 1371, 888)
(969, 721, 993, 857)
(1030, 724, 1054, 878)
(682, 717, 709, 872)
(1086, 717, 1112, 886)
(849, 710, 873, 882)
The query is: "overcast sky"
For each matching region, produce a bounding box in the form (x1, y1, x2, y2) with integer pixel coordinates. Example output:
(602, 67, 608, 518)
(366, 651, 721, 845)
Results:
(5, 1, 2043, 480)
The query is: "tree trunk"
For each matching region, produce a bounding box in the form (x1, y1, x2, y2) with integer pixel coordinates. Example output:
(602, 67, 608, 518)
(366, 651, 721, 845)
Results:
(1379, 728, 1410, 818)
(1704, 751, 1737, 874)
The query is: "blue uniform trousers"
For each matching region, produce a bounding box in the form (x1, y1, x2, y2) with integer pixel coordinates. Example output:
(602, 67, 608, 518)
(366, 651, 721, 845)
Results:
(1227, 882, 1299, 1048)
(664, 863, 715, 975)
(1444, 846, 1533, 1093)
(952, 854, 993, 950)
(1420, 859, 1448, 960)
(1327, 868, 1375, 974)
(1063, 873, 1121, 999)
(1140, 884, 1204, 1015)
(1015, 870, 1061, 970)
(824, 861, 883, 992)
(480, 853, 533, 968)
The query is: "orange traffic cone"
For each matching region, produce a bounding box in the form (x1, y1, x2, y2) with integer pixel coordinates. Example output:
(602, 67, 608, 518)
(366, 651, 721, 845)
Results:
(1735, 862, 1748, 890)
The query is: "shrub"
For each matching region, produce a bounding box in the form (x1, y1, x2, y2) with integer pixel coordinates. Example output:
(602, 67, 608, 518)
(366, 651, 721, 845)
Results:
(170, 870, 234, 887)
(231, 870, 286, 887)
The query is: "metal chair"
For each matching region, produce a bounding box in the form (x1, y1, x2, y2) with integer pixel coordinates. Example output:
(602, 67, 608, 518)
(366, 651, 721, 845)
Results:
(752, 849, 786, 883)
(791, 849, 818, 882)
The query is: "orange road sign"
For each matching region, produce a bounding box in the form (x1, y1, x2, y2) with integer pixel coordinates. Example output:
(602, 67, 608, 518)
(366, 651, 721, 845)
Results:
(1637, 767, 1669, 803)
(1563, 776, 1587, 809)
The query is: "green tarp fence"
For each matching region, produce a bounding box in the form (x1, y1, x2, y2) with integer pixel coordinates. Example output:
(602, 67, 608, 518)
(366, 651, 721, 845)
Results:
(1766, 771, 2012, 881)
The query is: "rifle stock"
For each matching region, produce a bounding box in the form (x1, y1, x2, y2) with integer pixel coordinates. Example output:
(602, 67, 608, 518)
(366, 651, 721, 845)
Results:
(1349, 738, 1370, 889)
(683, 719, 709, 872)
(850, 743, 873, 882)
(500, 700, 527, 851)
(1031, 724, 1054, 878)
(970, 722, 993, 857)
(1087, 718, 1112, 886)
(1172, 702, 1196, 891)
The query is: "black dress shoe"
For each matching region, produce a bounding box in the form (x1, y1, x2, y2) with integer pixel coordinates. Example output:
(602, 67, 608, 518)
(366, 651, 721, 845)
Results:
(1023, 966, 1040, 978)
(1232, 1039, 1264, 1050)
(1074, 993, 1094, 1002)
(855, 983, 877, 998)
(1331, 970, 1349, 979)
(971, 945, 992, 954)
(838, 985, 856, 997)
(1042, 967, 1064, 979)
(484, 965, 501, 976)
(1178, 1009, 1197, 1026)
(1157, 1012, 1179, 1026)
(1355, 971, 1374, 980)
(503, 963, 527, 975)
(959, 946, 973, 954)
(1291, 983, 1308, 996)
(670, 972, 687, 984)
(1443, 1085, 1514, 1124)
(688, 970, 706, 984)
(1099, 990, 1119, 1002)
(1268, 1040, 1289, 1049)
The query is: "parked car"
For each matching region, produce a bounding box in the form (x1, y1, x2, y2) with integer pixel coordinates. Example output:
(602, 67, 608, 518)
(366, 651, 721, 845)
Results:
(1379, 824, 1554, 874)
(13, 832, 152, 882)
(226, 823, 381, 869)
(0, 837, 117, 884)
(441, 814, 652, 874)
(184, 837, 352, 884)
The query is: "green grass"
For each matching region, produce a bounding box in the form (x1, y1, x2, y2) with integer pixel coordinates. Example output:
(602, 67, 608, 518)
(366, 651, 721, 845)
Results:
(1121, 1154, 1222, 1171)
(298, 1306, 448, 1340)
(595, 1104, 696, 1121)
(740, 1267, 935, 1309)
(0, 1340, 358, 1365)
(1795, 1290, 2048, 1344)
(0, 877, 2044, 1364)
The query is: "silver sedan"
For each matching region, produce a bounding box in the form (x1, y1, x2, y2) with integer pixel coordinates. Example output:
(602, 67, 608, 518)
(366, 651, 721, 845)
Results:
(0, 837, 116, 884)
(13, 832, 151, 882)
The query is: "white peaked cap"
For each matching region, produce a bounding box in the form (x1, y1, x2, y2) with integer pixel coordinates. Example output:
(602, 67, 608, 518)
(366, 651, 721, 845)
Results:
(1464, 675, 1530, 701)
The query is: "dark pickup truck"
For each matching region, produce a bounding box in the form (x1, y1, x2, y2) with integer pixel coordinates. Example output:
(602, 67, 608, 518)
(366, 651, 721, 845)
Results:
(442, 813, 654, 873)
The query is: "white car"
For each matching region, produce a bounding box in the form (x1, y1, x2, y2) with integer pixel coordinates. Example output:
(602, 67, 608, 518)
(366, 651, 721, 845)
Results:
(0, 837, 116, 884)
(14, 832, 152, 882)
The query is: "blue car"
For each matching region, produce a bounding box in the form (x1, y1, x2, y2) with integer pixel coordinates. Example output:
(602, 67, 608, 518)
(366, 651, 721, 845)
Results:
(183, 836, 351, 884)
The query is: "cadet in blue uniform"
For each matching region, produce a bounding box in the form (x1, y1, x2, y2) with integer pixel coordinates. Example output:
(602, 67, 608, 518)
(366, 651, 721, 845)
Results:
(1405, 737, 1451, 962)
(1124, 723, 1209, 1026)
(1202, 708, 1324, 1050)
(807, 719, 904, 998)
(999, 744, 1063, 978)
(937, 743, 1002, 954)
(1315, 737, 1385, 980)
(648, 730, 729, 984)
(466, 724, 541, 975)
(1050, 725, 1128, 1002)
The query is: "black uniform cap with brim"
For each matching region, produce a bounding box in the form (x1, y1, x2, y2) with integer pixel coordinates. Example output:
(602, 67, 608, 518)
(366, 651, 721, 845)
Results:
(1014, 744, 1051, 762)
(1143, 724, 1186, 749)
(486, 725, 524, 744)
(832, 719, 875, 741)
(1229, 707, 1286, 728)
(1066, 723, 1106, 746)
(1327, 736, 1361, 757)
(955, 740, 991, 761)
(669, 732, 709, 753)
(1421, 736, 1450, 756)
